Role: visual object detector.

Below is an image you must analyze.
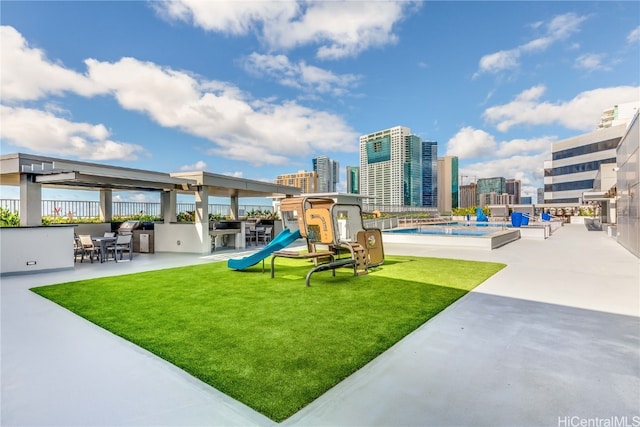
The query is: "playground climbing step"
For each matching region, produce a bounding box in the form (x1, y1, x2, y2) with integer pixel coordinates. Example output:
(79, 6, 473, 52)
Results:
(351, 243, 368, 275)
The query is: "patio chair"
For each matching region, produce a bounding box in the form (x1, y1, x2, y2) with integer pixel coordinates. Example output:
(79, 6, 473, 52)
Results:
(104, 231, 115, 237)
(254, 226, 266, 245)
(258, 226, 272, 245)
(107, 234, 133, 261)
(78, 234, 101, 263)
(245, 223, 256, 246)
(73, 234, 83, 263)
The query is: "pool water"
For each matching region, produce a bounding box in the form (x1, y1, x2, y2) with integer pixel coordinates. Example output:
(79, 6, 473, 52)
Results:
(385, 227, 495, 237)
(421, 221, 511, 228)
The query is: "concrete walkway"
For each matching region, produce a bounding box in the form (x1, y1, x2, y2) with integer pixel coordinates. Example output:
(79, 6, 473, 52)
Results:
(2, 224, 639, 426)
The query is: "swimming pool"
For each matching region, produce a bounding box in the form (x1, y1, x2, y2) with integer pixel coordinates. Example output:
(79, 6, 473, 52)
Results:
(420, 221, 510, 228)
(385, 227, 496, 236)
(382, 226, 521, 250)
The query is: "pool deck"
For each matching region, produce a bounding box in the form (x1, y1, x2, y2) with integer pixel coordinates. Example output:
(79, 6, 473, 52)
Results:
(2, 224, 639, 426)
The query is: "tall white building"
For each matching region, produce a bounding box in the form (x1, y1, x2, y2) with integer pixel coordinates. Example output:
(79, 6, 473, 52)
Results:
(359, 126, 412, 207)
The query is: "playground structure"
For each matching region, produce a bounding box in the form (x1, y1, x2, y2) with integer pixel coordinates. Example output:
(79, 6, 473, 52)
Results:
(228, 197, 385, 286)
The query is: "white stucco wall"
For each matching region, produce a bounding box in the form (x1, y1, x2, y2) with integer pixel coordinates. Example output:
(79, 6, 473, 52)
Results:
(154, 223, 211, 254)
(0, 226, 74, 275)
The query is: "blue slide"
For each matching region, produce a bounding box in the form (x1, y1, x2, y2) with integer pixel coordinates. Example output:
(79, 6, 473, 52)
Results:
(227, 228, 302, 270)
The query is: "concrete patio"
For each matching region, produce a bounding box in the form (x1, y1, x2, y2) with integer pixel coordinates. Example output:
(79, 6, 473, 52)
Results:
(1, 224, 639, 426)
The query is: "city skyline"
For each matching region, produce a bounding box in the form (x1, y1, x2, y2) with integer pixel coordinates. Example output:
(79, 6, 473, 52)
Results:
(1, 1, 638, 203)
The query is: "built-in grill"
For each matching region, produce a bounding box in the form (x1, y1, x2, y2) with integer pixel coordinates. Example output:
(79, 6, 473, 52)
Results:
(117, 220, 140, 235)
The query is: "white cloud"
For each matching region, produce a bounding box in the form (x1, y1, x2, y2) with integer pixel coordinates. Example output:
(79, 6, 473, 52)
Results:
(0, 26, 104, 102)
(483, 85, 640, 132)
(0, 105, 147, 160)
(627, 26, 640, 44)
(180, 160, 208, 171)
(223, 171, 244, 178)
(154, 1, 417, 59)
(476, 49, 520, 76)
(546, 12, 586, 39)
(495, 136, 553, 157)
(152, 1, 298, 36)
(446, 127, 497, 158)
(84, 57, 358, 165)
(447, 126, 552, 160)
(474, 13, 587, 77)
(113, 192, 160, 203)
(242, 53, 361, 95)
(1, 26, 359, 166)
(520, 37, 553, 53)
(574, 53, 611, 72)
(271, 1, 409, 60)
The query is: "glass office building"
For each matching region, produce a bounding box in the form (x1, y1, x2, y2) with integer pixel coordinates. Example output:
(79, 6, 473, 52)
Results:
(403, 135, 422, 206)
(313, 156, 339, 193)
(476, 177, 506, 206)
(422, 140, 438, 207)
(346, 166, 359, 194)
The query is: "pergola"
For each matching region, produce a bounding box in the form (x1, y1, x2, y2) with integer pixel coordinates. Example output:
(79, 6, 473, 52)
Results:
(0, 153, 301, 226)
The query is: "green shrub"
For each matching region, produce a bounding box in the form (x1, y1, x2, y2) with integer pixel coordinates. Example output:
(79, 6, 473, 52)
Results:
(0, 207, 20, 227)
(177, 211, 194, 222)
(452, 206, 488, 216)
(42, 216, 103, 225)
(246, 209, 279, 220)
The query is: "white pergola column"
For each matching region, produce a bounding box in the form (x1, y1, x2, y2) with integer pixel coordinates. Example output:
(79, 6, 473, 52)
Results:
(19, 174, 42, 226)
(229, 195, 239, 220)
(195, 185, 210, 253)
(161, 190, 177, 223)
(99, 189, 112, 222)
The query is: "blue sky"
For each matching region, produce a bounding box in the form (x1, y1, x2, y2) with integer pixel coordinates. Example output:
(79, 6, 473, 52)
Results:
(1, 1, 639, 204)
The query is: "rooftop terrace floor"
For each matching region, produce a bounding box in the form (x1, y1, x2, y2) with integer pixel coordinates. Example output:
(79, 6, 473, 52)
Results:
(2, 224, 639, 426)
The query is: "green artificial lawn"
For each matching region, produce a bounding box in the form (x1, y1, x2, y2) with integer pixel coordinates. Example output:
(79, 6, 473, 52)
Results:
(31, 255, 505, 422)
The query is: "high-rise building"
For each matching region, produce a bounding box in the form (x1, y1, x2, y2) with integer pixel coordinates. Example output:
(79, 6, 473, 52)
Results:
(478, 192, 513, 206)
(274, 170, 318, 193)
(437, 156, 459, 212)
(360, 126, 412, 207)
(313, 156, 339, 193)
(537, 188, 544, 204)
(476, 177, 506, 206)
(459, 183, 477, 208)
(404, 134, 422, 206)
(346, 166, 359, 194)
(360, 126, 440, 209)
(506, 179, 521, 204)
(422, 140, 438, 207)
(545, 124, 625, 203)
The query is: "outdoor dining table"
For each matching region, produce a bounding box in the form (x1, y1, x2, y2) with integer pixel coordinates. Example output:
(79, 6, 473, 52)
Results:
(91, 236, 117, 263)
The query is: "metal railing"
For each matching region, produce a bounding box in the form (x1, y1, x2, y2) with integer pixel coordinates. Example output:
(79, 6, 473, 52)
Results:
(361, 203, 438, 215)
(0, 199, 273, 219)
(363, 217, 399, 230)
